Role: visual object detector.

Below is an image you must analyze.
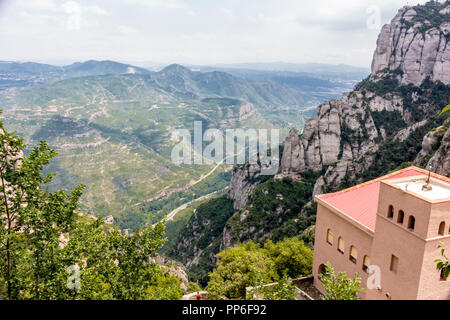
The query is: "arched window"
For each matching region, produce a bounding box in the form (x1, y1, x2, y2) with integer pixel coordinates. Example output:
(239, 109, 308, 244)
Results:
(326, 229, 334, 245)
(438, 222, 446, 236)
(408, 216, 415, 231)
(363, 255, 371, 273)
(338, 237, 345, 254)
(397, 210, 405, 224)
(388, 205, 394, 219)
(349, 246, 357, 264)
(318, 264, 327, 282)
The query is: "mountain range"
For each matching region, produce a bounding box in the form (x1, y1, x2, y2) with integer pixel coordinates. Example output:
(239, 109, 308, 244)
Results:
(0, 58, 366, 231)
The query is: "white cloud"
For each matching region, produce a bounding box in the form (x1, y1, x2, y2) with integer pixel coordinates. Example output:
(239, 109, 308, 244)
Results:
(17, 0, 58, 11)
(0, 0, 432, 67)
(117, 25, 139, 36)
(84, 5, 108, 16)
(123, 0, 195, 15)
(124, 0, 189, 10)
(220, 8, 234, 19)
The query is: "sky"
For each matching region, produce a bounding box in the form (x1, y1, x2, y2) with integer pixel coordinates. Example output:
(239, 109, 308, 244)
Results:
(0, 0, 431, 68)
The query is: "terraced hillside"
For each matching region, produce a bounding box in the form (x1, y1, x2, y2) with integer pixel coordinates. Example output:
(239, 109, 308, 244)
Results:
(0, 62, 364, 230)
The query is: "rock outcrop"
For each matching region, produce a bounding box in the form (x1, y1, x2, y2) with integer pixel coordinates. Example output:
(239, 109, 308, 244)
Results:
(279, 90, 409, 192)
(229, 1, 450, 209)
(427, 127, 450, 176)
(371, 3, 450, 86)
(228, 162, 263, 210)
(415, 119, 450, 176)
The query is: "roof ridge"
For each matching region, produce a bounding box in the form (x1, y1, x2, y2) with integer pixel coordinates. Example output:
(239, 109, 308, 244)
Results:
(318, 166, 450, 199)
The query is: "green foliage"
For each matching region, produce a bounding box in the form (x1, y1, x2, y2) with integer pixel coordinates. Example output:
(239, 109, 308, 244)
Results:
(226, 172, 319, 246)
(206, 238, 313, 300)
(206, 241, 278, 300)
(0, 119, 183, 300)
(401, 1, 450, 32)
(361, 77, 400, 96)
(264, 238, 313, 279)
(371, 110, 407, 137)
(140, 169, 232, 226)
(247, 272, 296, 301)
(0, 116, 85, 299)
(434, 242, 449, 280)
(186, 281, 202, 294)
(319, 263, 364, 300)
(60, 218, 182, 300)
(440, 105, 450, 117)
(168, 195, 235, 286)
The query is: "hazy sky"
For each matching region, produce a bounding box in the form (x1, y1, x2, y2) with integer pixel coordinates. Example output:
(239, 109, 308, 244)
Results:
(0, 0, 429, 67)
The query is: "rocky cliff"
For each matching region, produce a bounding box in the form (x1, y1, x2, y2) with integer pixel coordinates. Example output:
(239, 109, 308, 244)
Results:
(275, 1, 450, 196)
(415, 118, 450, 175)
(171, 1, 450, 285)
(371, 2, 450, 86)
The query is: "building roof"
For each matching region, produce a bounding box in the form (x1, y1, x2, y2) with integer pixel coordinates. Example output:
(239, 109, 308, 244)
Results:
(315, 167, 450, 232)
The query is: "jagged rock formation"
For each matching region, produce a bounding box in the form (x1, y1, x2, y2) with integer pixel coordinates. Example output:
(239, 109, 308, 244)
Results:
(228, 162, 263, 210)
(427, 127, 450, 175)
(415, 118, 450, 176)
(371, 2, 450, 86)
(171, 2, 450, 285)
(276, 1, 450, 195)
(228, 1, 450, 210)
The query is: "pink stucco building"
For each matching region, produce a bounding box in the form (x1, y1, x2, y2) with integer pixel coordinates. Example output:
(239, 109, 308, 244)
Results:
(313, 166, 450, 300)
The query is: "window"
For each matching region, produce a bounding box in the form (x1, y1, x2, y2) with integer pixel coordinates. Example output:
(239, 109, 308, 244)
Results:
(318, 264, 327, 282)
(388, 205, 394, 219)
(326, 229, 334, 245)
(407, 216, 415, 231)
(390, 255, 399, 273)
(397, 210, 404, 224)
(338, 237, 345, 254)
(349, 246, 357, 264)
(363, 255, 371, 273)
(440, 268, 448, 281)
(438, 222, 446, 236)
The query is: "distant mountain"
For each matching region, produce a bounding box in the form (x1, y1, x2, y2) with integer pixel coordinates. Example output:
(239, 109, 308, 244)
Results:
(0, 60, 150, 90)
(209, 62, 368, 73)
(151, 64, 317, 106)
(63, 60, 150, 78)
(0, 61, 62, 74)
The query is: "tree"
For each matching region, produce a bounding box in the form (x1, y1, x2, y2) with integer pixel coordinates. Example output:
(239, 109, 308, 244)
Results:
(248, 271, 296, 301)
(0, 116, 183, 300)
(206, 241, 278, 300)
(59, 218, 182, 300)
(434, 242, 449, 281)
(0, 117, 84, 299)
(319, 262, 364, 300)
(264, 238, 313, 279)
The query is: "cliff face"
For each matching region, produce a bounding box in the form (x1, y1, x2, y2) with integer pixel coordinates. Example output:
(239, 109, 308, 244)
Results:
(174, 2, 450, 285)
(371, 3, 450, 86)
(415, 119, 450, 176)
(276, 1, 450, 195)
(228, 162, 264, 210)
(229, 2, 450, 209)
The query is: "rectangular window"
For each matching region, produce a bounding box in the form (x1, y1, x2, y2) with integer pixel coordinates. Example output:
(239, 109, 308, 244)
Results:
(327, 229, 333, 245)
(390, 255, 399, 273)
(338, 238, 345, 254)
